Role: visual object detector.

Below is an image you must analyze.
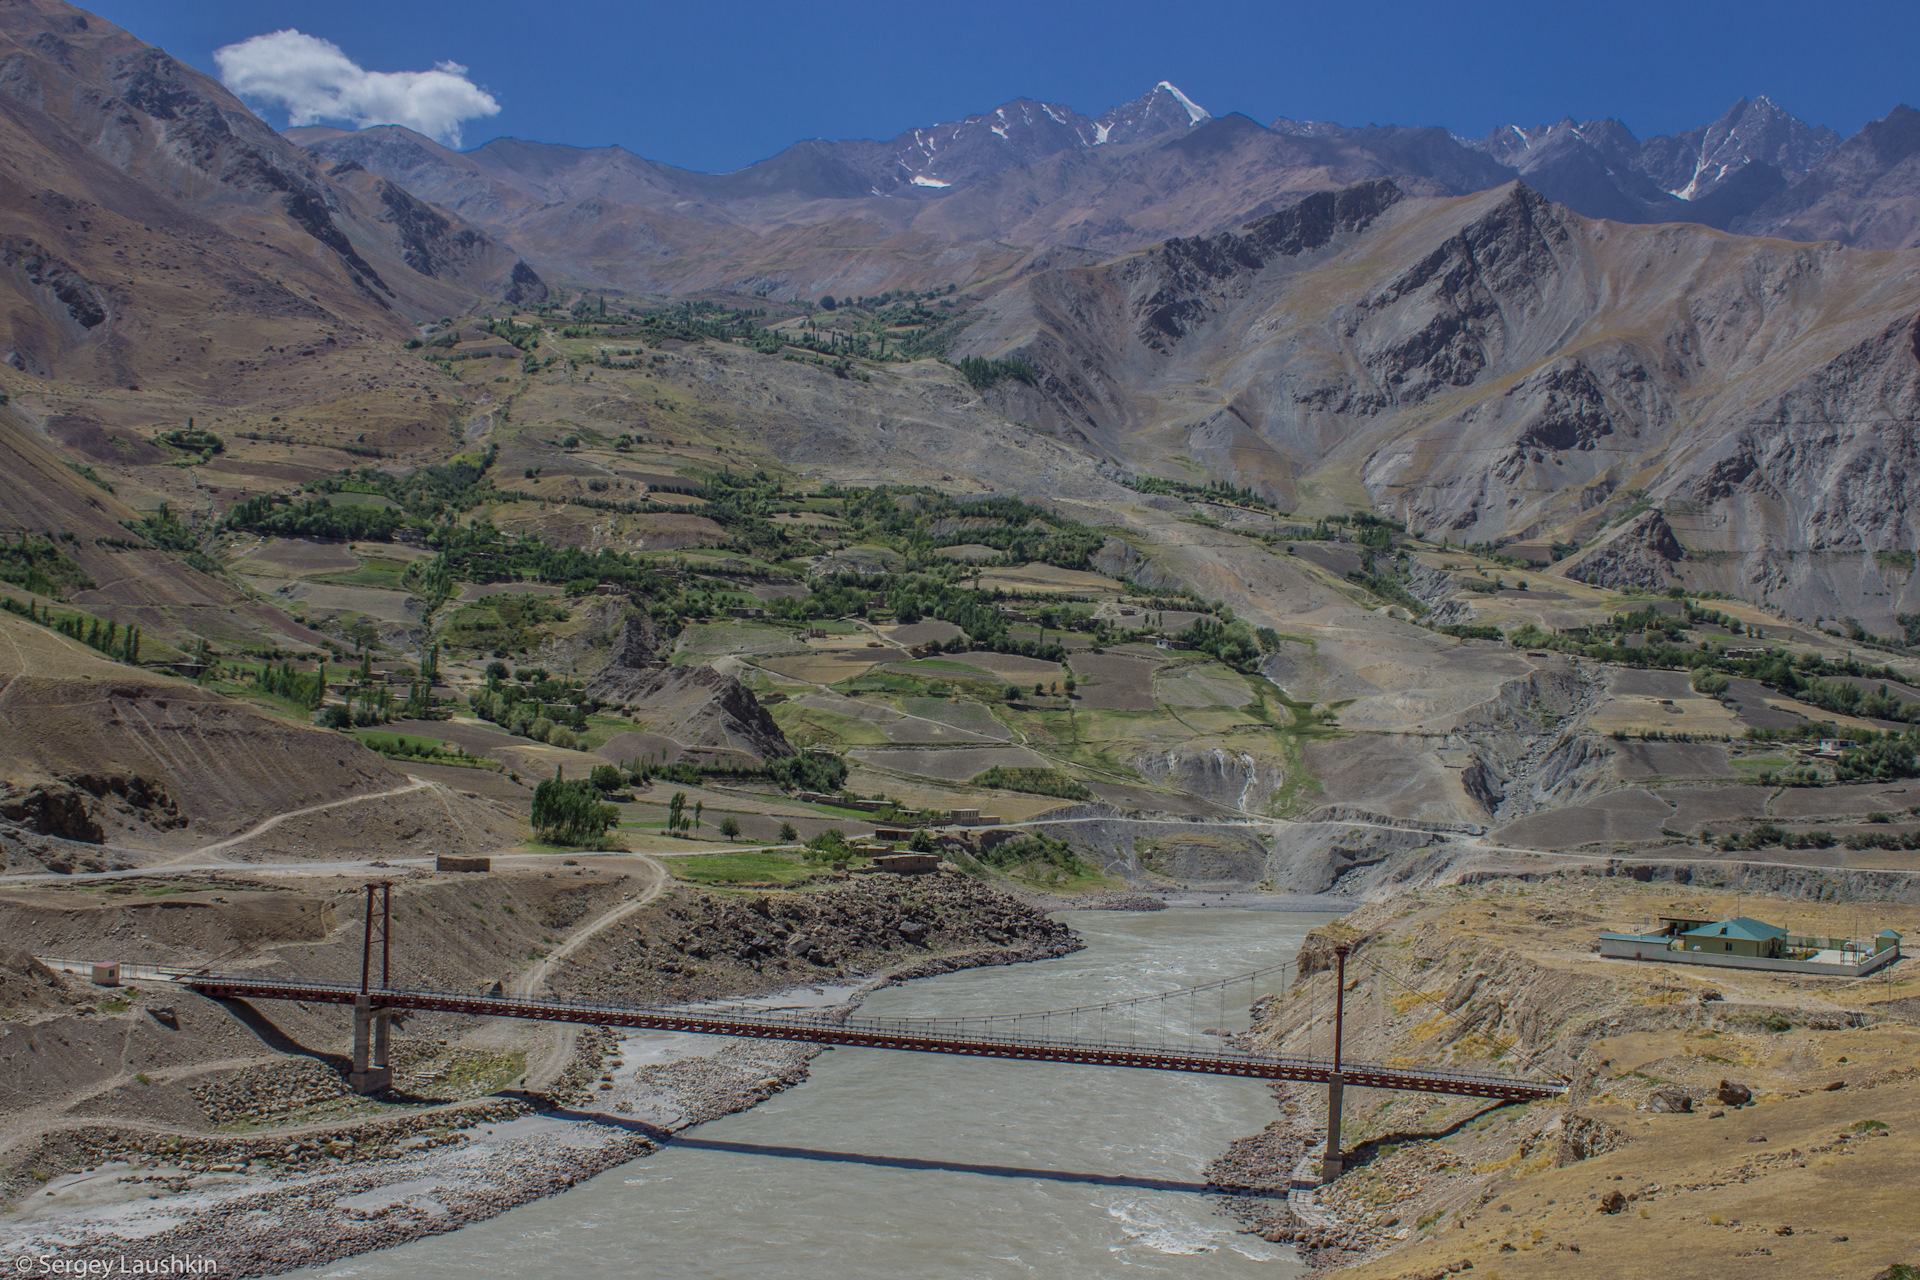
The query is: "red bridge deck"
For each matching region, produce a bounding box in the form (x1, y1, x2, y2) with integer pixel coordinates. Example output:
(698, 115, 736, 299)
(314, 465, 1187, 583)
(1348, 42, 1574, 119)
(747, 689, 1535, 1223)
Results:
(187, 975, 1566, 1102)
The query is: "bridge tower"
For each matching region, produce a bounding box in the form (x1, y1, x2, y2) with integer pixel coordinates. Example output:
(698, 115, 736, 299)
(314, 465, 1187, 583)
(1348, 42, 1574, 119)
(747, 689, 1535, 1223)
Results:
(1321, 941, 1349, 1180)
(349, 880, 394, 1094)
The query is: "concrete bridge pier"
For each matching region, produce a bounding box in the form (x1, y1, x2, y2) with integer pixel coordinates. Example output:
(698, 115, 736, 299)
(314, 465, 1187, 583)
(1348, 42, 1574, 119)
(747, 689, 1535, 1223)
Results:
(1321, 1074, 1345, 1180)
(1321, 941, 1350, 1181)
(349, 879, 394, 1095)
(349, 995, 392, 1094)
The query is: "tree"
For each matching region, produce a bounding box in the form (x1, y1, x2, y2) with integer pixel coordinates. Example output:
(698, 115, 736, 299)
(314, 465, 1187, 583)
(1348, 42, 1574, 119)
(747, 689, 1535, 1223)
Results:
(667, 791, 687, 831)
(777, 821, 799, 843)
(590, 764, 624, 792)
(908, 828, 936, 853)
(693, 800, 704, 830)
(718, 816, 742, 840)
(819, 295, 837, 310)
(767, 750, 849, 793)
(531, 767, 618, 844)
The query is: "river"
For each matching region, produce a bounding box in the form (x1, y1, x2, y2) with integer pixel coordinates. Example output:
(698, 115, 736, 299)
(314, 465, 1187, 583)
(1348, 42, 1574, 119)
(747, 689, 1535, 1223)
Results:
(303, 907, 1336, 1279)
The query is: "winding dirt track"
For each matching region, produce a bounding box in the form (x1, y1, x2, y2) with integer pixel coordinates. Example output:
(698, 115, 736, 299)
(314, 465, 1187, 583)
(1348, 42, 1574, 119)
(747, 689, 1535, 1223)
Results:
(502, 853, 670, 1090)
(181, 779, 434, 861)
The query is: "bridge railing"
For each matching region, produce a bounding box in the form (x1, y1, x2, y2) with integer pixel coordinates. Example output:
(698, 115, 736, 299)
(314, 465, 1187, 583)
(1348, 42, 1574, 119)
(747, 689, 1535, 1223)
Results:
(181, 973, 1565, 1097)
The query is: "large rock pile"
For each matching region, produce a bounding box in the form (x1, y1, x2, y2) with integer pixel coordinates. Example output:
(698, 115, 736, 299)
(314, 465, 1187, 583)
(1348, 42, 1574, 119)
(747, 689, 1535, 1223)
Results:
(557, 874, 1081, 1004)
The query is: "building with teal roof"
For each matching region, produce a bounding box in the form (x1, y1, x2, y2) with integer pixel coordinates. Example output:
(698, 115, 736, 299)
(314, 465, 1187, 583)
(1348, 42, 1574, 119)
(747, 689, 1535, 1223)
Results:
(1679, 917, 1787, 959)
(1599, 915, 1902, 977)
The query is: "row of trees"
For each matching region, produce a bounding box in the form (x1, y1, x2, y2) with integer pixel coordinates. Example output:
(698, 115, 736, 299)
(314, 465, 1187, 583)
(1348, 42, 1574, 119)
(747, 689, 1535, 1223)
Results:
(1, 596, 142, 663)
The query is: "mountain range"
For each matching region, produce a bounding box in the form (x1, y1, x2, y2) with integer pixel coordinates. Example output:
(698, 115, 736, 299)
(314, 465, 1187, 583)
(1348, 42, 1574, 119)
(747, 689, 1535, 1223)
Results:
(0, 0, 1918, 639)
(290, 81, 1920, 302)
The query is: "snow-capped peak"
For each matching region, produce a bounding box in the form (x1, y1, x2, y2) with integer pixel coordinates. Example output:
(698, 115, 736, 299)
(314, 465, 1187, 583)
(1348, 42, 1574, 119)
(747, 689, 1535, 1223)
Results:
(1156, 81, 1209, 125)
(1093, 81, 1212, 147)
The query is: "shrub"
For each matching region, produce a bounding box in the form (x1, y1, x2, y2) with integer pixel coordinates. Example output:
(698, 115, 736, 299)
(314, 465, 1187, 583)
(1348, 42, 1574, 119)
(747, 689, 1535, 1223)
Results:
(804, 829, 850, 862)
(777, 821, 799, 843)
(977, 833, 1092, 876)
(1691, 668, 1731, 696)
(968, 766, 1091, 800)
(767, 751, 849, 793)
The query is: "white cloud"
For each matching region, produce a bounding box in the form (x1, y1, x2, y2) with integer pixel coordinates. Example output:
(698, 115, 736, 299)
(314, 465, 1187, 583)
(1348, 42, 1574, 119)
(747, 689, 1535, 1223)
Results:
(214, 29, 500, 148)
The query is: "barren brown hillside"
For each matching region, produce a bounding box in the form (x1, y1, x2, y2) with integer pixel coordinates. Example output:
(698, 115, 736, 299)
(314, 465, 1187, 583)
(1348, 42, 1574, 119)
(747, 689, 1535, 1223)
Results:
(0, 612, 521, 863)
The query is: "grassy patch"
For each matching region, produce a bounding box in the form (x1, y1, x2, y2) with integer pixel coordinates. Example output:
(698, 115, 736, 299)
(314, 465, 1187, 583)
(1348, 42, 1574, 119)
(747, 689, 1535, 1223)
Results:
(317, 556, 411, 589)
(768, 702, 894, 747)
(667, 850, 823, 886)
(350, 729, 494, 768)
(969, 765, 1092, 800)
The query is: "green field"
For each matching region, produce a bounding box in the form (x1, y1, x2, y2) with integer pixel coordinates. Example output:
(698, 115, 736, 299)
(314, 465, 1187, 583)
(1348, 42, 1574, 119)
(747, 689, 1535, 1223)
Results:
(666, 850, 824, 886)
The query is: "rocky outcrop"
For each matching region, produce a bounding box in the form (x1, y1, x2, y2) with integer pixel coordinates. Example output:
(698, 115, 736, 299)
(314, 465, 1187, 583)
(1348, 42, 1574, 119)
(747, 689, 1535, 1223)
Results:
(1089, 535, 1146, 580)
(0, 236, 106, 331)
(585, 616, 791, 765)
(1135, 745, 1283, 814)
(1448, 665, 1610, 822)
(603, 613, 660, 668)
(556, 875, 1082, 1001)
(1562, 511, 1688, 590)
(0, 772, 181, 843)
(1135, 180, 1404, 351)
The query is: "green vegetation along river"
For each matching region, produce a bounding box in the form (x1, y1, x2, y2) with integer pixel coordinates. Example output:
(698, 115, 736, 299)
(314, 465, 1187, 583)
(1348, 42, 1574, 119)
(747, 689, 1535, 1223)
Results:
(302, 908, 1337, 1278)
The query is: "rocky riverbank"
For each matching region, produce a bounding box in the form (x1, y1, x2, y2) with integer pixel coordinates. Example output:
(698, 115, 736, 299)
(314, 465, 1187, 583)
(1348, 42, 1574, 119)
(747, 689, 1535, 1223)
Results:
(0, 879, 1081, 1277)
(1197, 882, 1920, 1278)
(1204, 1082, 1400, 1274)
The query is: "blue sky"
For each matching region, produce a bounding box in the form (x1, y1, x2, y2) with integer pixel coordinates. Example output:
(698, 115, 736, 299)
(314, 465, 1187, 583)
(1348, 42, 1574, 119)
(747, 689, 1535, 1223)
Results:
(88, 0, 1920, 171)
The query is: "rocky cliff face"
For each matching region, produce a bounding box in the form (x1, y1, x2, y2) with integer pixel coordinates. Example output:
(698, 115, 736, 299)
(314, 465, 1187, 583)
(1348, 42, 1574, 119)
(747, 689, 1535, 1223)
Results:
(956, 179, 1920, 628)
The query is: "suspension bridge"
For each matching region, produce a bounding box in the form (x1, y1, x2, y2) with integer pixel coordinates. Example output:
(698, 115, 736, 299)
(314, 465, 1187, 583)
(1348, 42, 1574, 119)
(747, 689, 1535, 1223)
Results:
(95, 884, 1569, 1178)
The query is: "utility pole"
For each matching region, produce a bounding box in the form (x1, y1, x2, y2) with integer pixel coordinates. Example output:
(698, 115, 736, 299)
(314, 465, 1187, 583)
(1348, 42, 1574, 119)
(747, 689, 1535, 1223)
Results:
(1322, 941, 1350, 1181)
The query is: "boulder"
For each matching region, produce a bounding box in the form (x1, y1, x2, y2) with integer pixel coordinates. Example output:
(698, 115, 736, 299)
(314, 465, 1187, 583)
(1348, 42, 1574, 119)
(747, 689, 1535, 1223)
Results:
(1598, 1189, 1626, 1214)
(1648, 1088, 1693, 1113)
(1716, 1079, 1753, 1107)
